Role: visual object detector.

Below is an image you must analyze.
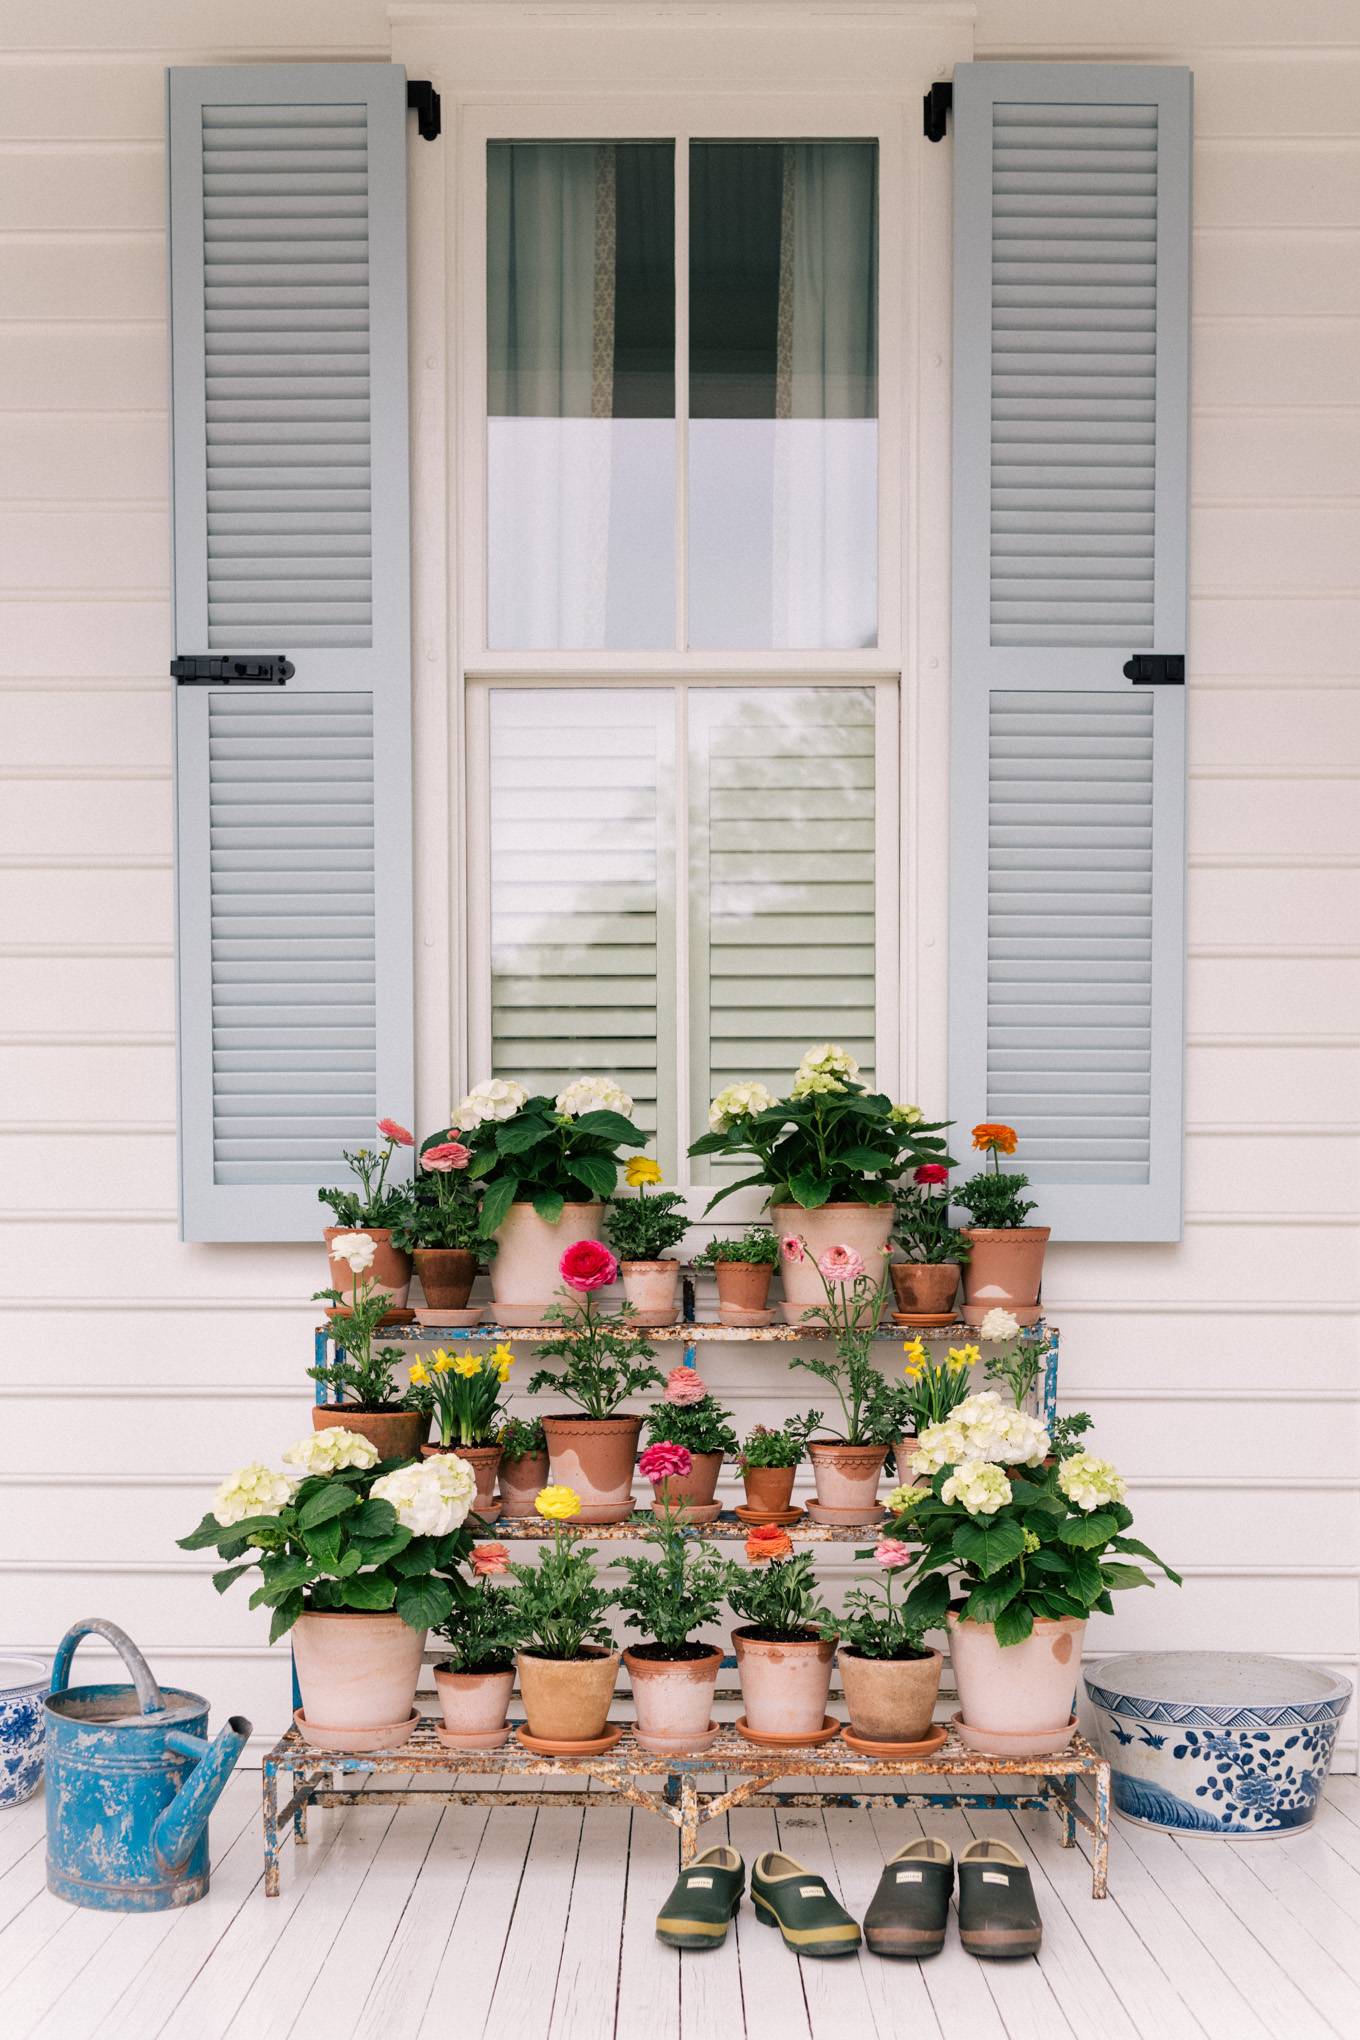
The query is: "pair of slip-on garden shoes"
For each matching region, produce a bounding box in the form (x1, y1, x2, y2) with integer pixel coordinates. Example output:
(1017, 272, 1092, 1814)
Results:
(655, 1837, 1041, 1961)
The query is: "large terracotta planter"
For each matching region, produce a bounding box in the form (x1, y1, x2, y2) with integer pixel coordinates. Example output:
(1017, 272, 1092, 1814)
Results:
(291, 1611, 426, 1742)
(542, 1413, 640, 1520)
(889, 1261, 960, 1317)
(499, 1448, 549, 1517)
(807, 1440, 885, 1515)
(651, 1449, 723, 1517)
(715, 1261, 773, 1322)
(741, 1463, 798, 1517)
(772, 1202, 893, 1322)
(433, 1665, 514, 1747)
(422, 1441, 501, 1520)
(412, 1247, 476, 1311)
(948, 1609, 1085, 1742)
(960, 1227, 1050, 1327)
(620, 1259, 681, 1326)
(839, 1647, 943, 1743)
(312, 1403, 428, 1461)
(624, 1646, 722, 1750)
(324, 1226, 411, 1308)
(733, 1627, 835, 1738)
(490, 1201, 604, 1324)
(516, 1646, 619, 1746)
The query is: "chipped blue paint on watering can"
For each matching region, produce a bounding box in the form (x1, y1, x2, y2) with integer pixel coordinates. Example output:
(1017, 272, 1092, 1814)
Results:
(44, 1617, 252, 1911)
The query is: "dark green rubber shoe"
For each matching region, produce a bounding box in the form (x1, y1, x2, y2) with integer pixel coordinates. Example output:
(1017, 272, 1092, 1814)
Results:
(957, 1839, 1042, 1959)
(749, 1851, 862, 1958)
(864, 1836, 954, 1958)
(656, 1846, 745, 1950)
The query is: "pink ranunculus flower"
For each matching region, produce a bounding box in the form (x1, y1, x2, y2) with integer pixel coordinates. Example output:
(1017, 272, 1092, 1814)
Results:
(781, 1234, 806, 1264)
(471, 1542, 510, 1577)
(639, 1442, 693, 1484)
(818, 1243, 866, 1285)
(377, 1117, 414, 1146)
(423, 1139, 472, 1173)
(663, 1366, 708, 1407)
(559, 1239, 617, 1291)
(914, 1163, 949, 1185)
(874, 1539, 915, 1570)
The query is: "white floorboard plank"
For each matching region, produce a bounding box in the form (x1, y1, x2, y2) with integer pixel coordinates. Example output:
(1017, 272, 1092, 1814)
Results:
(1229, 1832, 1360, 1988)
(414, 1807, 535, 2039)
(616, 1806, 682, 2040)
(821, 1803, 943, 2040)
(774, 1806, 894, 2040)
(726, 1805, 810, 2040)
(548, 1804, 631, 2040)
(484, 1806, 587, 2040)
(0, 1796, 47, 1884)
(1182, 1837, 1360, 2034)
(867, 1801, 1007, 2040)
(352, 1803, 491, 2040)
(1310, 1800, 1360, 1876)
(674, 1812, 743, 2040)
(1319, 1776, 1360, 1830)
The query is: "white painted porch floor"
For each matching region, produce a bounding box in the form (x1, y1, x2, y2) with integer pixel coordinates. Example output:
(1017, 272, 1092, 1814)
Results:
(3, 1769, 1360, 2040)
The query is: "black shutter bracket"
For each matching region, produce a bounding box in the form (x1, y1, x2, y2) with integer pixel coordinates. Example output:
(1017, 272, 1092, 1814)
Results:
(1124, 654, 1185, 685)
(406, 80, 441, 141)
(171, 655, 294, 686)
(923, 81, 953, 142)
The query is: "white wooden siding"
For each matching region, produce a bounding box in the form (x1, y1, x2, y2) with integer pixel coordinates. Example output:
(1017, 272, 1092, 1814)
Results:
(0, 0, 1356, 1757)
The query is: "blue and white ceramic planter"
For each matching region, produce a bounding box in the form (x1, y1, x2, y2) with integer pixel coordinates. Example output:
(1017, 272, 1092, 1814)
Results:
(1085, 1651, 1352, 1837)
(0, 1655, 49, 1806)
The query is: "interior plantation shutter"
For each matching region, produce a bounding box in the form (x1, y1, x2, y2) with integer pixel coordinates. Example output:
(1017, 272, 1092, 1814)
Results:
(167, 65, 413, 1241)
(949, 63, 1191, 1243)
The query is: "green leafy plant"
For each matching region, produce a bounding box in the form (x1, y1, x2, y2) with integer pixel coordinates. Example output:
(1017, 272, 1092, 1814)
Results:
(391, 1127, 497, 1255)
(435, 1549, 523, 1673)
(738, 1416, 822, 1471)
(455, 1077, 647, 1237)
(409, 1341, 516, 1448)
(508, 1509, 613, 1661)
(726, 1541, 834, 1643)
(1049, 1411, 1094, 1460)
(615, 1509, 729, 1657)
(692, 1227, 782, 1267)
(498, 1413, 547, 1460)
(955, 1123, 1038, 1230)
(835, 1539, 932, 1662)
(309, 1234, 413, 1411)
(644, 1373, 739, 1457)
(688, 1045, 952, 1213)
(527, 1280, 663, 1420)
(318, 1118, 416, 1229)
(977, 1309, 1047, 1410)
(604, 1163, 690, 1262)
(783, 1237, 897, 1446)
(892, 1169, 972, 1265)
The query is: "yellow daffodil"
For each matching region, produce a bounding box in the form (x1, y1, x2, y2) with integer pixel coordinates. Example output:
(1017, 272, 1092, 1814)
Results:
(488, 1342, 515, 1382)
(408, 1359, 430, 1388)
(432, 1350, 456, 1375)
(452, 1352, 482, 1379)
(535, 1484, 581, 1522)
(902, 1337, 927, 1383)
(947, 1344, 979, 1374)
(625, 1155, 664, 1188)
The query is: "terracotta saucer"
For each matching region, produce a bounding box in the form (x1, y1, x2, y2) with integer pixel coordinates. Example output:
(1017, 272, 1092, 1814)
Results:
(718, 1306, 775, 1328)
(413, 1305, 484, 1327)
(891, 1311, 959, 1329)
(632, 1720, 722, 1756)
(950, 1710, 1078, 1758)
(842, 1723, 948, 1761)
(516, 1724, 623, 1758)
(294, 1706, 421, 1754)
(326, 1305, 416, 1329)
(470, 1502, 504, 1525)
(734, 1714, 841, 1749)
(733, 1504, 806, 1527)
(571, 1499, 640, 1525)
(434, 1721, 513, 1751)
(805, 1500, 886, 1526)
(650, 1500, 723, 1526)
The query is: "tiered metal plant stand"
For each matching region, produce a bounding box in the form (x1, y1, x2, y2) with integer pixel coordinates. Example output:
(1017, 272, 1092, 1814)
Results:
(265, 1314, 1111, 1897)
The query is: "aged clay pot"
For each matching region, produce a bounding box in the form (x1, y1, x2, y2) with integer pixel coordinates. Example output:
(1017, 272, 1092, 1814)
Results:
(892, 1439, 923, 1486)
(292, 1611, 426, 1738)
(542, 1414, 640, 1516)
(620, 1260, 681, 1325)
(807, 1440, 886, 1514)
(948, 1610, 1085, 1739)
(960, 1227, 1050, 1325)
(839, 1647, 943, 1743)
(741, 1464, 797, 1517)
(324, 1226, 412, 1308)
(433, 1665, 514, 1744)
(422, 1441, 501, 1519)
(772, 1202, 893, 1322)
(715, 1261, 774, 1319)
(733, 1628, 835, 1738)
(624, 1646, 722, 1748)
(499, 1448, 549, 1517)
(652, 1450, 723, 1513)
(490, 1202, 604, 1323)
(413, 1247, 476, 1311)
(516, 1646, 619, 1745)
(312, 1403, 428, 1461)
(889, 1262, 961, 1316)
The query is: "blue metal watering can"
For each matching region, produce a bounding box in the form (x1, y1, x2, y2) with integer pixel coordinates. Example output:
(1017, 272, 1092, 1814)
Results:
(44, 1617, 251, 1911)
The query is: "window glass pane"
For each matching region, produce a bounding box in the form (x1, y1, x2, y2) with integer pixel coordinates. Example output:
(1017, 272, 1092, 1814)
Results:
(487, 143, 676, 649)
(688, 142, 878, 650)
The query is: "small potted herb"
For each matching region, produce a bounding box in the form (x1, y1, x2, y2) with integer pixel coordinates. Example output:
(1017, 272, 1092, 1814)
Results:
(310, 1232, 430, 1460)
(507, 1486, 619, 1750)
(497, 1413, 548, 1517)
(693, 1227, 781, 1324)
(408, 1341, 516, 1522)
(604, 1157, 689, 1324)
(639, 1367, 739, 1518)
(318, 1118, 417, 1305)
(432, 1541, 524, 1749)
(834, 1538, 942, 1749)
(783, 1238, 897, 1522)
(616, 1508, 729, 1752)
(736, 1416, 821, 1520)
(527, 1246, 663, 1523)
(955, 1123, 1048, 1325)
(726, 1535, 835, 1743)
(890, 1165, 970, 1322)
(392, 1128, 496, 1316)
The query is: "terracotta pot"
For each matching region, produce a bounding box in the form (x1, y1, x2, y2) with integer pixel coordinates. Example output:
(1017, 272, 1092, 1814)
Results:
(771, 1202, 893, 1323)
(652, 1450, 723, 1511)
(516, 1645, 619, 1744)
(732, 1627, 835, 1738)
(892, 1438, 922, 1486)
(839, 1647, 943, 1743)
(312, 1403, 428, 1461)
(490, 1201, 604, 1322)
(889, 1261, 960, 1316)
(807, 1440, 886, 1513)
(499, 1448, 549, 1517)
(422, 1441, 501, 1519)
(715, 1262, 774, 1315)
(542, 1414, 641, 1512)
(960, 1228, 1050, 1321)
(412, 1247, 476, 1311)
(624, 1647, 722, 1747)
(620, 1259, 681, 1326)
(433, 1665, 514, 1741)
(291, 1611, 426, 1738)
(324, 1226, 412, 1308)
(948, 1609, 1085, 1738)
(742, 1463, 797, 1516)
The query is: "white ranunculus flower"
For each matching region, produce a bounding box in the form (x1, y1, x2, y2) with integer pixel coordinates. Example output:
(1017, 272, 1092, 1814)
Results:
(554, 1075, 635, 1119)
(283, 1428, 380, 1476)
(330, 1229, 377, 1274)
(707, 1080, 775, 1133)
(941, 1458, 1012, 1518)
(457, 1078, 529, 1127)
(212, 1462, 294, 1527)
(1058, 1452, 1127, 1513)
(371, 1454, 476, 1537)
(978, 1307, 1022, 1343)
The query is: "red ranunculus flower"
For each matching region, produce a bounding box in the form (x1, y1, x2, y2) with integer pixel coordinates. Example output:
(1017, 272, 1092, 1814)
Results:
(377, 1117, 414, 1146)
(639, 1441, 693, 1484)
(559, 1239, 618, 1291)
(914, 1163, 949, 1185)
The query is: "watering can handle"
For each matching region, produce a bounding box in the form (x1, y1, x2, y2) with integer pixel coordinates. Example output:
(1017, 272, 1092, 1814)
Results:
(49, 1618, 165, 1715)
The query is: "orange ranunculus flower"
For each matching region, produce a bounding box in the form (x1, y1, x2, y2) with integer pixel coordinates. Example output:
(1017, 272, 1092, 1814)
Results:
(972, 1122, 1018, 1156)
(745, 1524, 793, 1565)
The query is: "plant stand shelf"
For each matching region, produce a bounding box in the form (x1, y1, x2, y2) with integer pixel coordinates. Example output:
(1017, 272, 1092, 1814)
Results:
(262, 1715, 1110, 1898)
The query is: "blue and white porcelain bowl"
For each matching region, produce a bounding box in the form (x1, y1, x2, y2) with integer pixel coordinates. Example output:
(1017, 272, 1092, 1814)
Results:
(0, 1655, 49, 1807)
(1085, 1651, 1352, 1837)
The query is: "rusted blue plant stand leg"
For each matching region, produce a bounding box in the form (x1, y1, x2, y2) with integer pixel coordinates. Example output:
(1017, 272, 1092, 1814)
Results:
(262, 1759, 281, 1898)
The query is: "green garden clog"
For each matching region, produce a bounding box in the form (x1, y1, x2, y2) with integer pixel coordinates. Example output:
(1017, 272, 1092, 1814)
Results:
(750, 1850, 862, 1957)
(957, 1838, 1043, 1959)
(864, 1836, 954, 1958)
(655, 1846, 746, 1950)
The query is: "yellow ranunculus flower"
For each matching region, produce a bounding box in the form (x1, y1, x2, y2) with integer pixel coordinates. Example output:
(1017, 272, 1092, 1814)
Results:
(452, 1352, 482, 1379)
(625, 1155, 664, 1188)
(409, 1360, 430, 1387)
(535, 1484, 581, 1522)
(947, 1344, 979, 1374)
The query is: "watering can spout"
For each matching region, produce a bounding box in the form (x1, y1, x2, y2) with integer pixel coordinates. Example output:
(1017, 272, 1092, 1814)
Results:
(153, 1715, 252, 1875)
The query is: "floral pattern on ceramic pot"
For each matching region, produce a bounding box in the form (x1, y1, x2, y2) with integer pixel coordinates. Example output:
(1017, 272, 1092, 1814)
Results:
(0, 1657, 48, 1806)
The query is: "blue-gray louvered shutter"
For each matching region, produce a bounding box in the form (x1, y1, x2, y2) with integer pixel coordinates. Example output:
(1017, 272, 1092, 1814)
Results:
(949, 63, 1191, 1242)
(167, 65, 413, 1241)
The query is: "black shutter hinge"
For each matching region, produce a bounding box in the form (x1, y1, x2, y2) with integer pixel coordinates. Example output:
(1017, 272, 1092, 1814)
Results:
(171, 655, 294, 686)
(1124, 654, 1185, 686)
(406, 80, 441, 141)
(923, 81, 953, 143)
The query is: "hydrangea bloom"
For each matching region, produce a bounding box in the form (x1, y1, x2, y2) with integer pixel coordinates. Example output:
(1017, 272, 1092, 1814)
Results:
(1058, 1452, 1127, 1512)
(284, 1428, 380, 1476)
(940, 1459, 1013, 1517)
(884, 1481, 924, 1516)
(708, 1081, 774, 1133)
(797, 1043, 860, 1082)
(212, 1462, 294, 1527)
(329, 1229, 376, 1274)
(371, 1453, 476, 1536)
(910, 1390, 1048, 1475)
(554, 1075, 634, 1119)
(790, 1068, 849, 1100)
(891, 1103, 925, 1127)
(978, 1307, 1022, 1342)
(458, 1077, 528, 1126)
